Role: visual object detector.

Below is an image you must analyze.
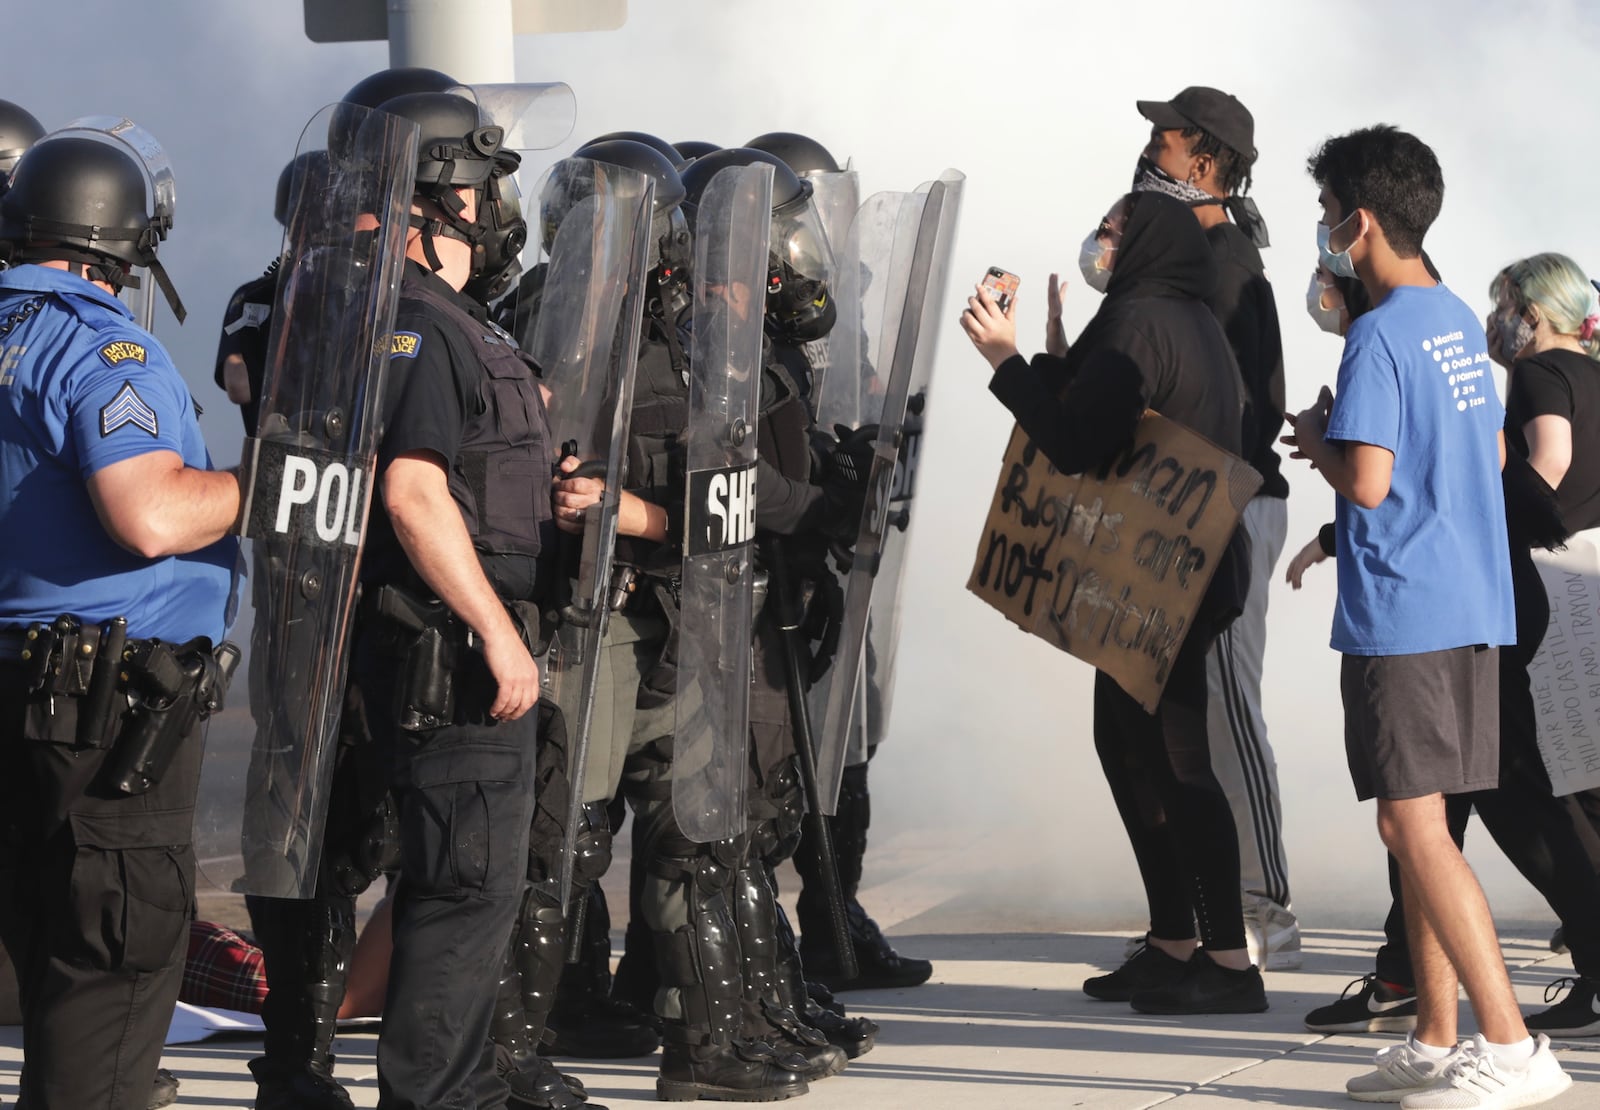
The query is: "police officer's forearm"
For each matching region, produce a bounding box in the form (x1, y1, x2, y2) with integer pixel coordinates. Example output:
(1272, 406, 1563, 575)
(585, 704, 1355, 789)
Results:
(86, 450, 242, 558)
(618, 490, 669, 542)
(754, 457, 819, 535)
(382, 454, 522, 646)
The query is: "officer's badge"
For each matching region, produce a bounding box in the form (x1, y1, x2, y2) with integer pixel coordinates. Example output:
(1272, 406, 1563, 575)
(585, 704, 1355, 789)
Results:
(98, 340, 148, 368)
(100, 381, 160, 438)
(391, 331, 421, 359)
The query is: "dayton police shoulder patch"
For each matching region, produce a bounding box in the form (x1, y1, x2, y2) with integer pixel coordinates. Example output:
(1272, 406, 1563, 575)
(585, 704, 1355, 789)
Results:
(98, 339, 148, 368)
(391, 331, 422, 359)
(100, 380, 160, 438)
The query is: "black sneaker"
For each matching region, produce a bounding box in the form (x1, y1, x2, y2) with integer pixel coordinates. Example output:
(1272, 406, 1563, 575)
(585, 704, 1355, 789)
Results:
(1082, 939, 1190, 1002)
(1525, 976, 1600, 1037)
(1304, 973, 1418, 1034)
(1129, 950, 1268, 1015)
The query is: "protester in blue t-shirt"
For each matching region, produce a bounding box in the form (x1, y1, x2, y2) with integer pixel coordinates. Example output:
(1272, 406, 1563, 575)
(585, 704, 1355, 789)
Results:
(1284, 125, 1572, 1109)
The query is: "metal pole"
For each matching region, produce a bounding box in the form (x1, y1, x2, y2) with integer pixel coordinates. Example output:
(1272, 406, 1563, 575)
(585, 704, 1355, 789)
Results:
(387, 0, 517, 82)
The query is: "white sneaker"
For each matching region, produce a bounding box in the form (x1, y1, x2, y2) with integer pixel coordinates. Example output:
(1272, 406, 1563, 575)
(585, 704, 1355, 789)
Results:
(1399, 1034, 1572, 1109)
(1347, 1036, 1460, 1102)
(1243, 897, 1302, 971)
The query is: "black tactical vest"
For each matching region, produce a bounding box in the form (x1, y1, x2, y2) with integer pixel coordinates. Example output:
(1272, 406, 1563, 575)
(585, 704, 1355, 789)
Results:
(401, 279, 556, 562)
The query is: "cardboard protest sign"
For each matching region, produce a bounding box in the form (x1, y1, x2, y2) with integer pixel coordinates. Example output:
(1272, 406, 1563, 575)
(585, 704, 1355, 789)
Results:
(1528, 533, 1600, 795)
(967, 412, 1260, 711)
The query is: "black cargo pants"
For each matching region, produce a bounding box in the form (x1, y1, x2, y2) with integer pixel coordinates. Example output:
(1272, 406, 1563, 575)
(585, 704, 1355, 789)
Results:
(0, 662, 203, 1110)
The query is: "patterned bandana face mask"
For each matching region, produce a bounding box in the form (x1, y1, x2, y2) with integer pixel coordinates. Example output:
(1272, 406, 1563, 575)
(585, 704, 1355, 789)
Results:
(1131, 156, 1218, 208)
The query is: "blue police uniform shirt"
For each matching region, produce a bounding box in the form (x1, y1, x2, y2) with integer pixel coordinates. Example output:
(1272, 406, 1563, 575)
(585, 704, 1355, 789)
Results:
(0, 264, 237, 643)
(1324, 282, 1515, 655)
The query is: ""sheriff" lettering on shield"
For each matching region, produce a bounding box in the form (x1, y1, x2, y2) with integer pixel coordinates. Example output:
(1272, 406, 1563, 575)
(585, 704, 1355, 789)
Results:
(685, 462, 758, 557)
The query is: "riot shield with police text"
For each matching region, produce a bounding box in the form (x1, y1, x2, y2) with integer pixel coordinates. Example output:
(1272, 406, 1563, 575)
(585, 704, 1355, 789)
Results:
(526, 157, 655, 900)
(808, 170, 964, 815)
(673, 162, 774, 844)
(194, 103, 419, 898)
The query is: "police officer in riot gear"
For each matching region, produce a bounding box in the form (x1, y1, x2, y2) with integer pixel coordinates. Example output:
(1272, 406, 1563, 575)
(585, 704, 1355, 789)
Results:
(237, 67, 464, 1110)
(744, 131, 937, 995)
(350, 86, 560, 1108)
(560, 146, 874, 1098)
(0, 127, 242, 1110)
(485, 137, 689, 1080)
(0, 98, 44, 183)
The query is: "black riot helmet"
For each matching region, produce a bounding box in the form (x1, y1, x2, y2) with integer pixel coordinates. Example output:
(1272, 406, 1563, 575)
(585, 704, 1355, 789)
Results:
(462, 150, 528, 305)
(744, 132, 841, 176)
(564, 137, 692, 315)
(671, 140, 719, 166)
(342, 66, 459, 109)
(0, 99, 45, 182)
(586, 130, 681, 165)
(680, 147, 838, 343)
(0, 135, 186, 321)
(273, 149, 334, 228)
(376, 91, 505, 273)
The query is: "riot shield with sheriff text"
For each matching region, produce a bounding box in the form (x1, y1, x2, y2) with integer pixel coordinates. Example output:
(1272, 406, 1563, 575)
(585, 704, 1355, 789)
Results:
(807, 170, 964, 815)
(672, 161, 774, 844)
(526, 156, 655, 900)
(194, 103, 419, 898)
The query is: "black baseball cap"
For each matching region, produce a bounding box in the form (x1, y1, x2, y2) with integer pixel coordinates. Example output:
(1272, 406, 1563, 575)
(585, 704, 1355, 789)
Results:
(1137, 86, 1256, 163)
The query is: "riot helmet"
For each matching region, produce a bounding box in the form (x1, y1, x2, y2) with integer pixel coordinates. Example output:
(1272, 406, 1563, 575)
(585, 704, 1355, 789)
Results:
(0, 129, 186, 321)
(586, 130, 681, 166)
(547, 138, 691, 317)
(462, 150, 528, 305)
(376, 90, 505, 274)
(671, 140, 719, 166)
(0, 99, 45, 182)
(273, 149, 334, 228)
(744, 132, 841, 176)
(342, 66, 459, 108)
(681, 147, 837, 343)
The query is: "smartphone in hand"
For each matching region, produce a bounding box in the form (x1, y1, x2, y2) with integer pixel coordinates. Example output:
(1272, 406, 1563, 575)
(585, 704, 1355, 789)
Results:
(980, 266, 1020, 314)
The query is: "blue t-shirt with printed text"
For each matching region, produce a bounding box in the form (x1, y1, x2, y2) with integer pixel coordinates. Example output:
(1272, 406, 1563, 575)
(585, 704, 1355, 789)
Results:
(0, 265, 238, 643)
(1323, 283, 1514, 655)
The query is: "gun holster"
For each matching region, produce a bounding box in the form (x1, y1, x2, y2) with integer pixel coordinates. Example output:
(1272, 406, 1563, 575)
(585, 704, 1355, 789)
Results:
(107, 637, 240, 796)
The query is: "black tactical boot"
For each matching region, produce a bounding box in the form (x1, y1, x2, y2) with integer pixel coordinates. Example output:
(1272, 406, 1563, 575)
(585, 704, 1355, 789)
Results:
(773, 902, 876, 1058)
(246, 892, 359, 1110)
(657, 1040, 810, 1102)
(732, 861, 846, 1080)
(547, 883, 662, 1058)
(794, 764, 932, 992)
(610, 822, 660, 1013)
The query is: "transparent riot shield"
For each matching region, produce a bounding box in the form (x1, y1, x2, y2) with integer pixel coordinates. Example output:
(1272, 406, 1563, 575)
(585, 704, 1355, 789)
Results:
(808, 170, 964, 815)
(673, 162, 774, 843)
(51, 116, 179, 329)
(193, 103, 419, 898)
(525, 157, 656, 900)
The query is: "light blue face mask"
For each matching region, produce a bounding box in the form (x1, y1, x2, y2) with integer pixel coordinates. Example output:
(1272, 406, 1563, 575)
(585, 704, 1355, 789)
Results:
(1317, 212, 1361, 279)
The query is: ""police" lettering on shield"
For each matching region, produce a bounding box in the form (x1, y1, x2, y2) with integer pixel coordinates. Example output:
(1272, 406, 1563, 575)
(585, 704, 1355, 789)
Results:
(274, 455, 365, 546)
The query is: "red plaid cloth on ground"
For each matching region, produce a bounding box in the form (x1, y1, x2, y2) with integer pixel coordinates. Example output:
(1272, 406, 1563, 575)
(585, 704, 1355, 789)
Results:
(181, 919, 268, 1013)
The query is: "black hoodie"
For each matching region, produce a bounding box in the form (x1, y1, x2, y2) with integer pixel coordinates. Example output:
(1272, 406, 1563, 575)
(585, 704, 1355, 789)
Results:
(989, 191, 1245, 475)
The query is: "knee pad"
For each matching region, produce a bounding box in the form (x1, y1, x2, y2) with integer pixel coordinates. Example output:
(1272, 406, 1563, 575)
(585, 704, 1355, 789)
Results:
(571, 801, 614, 887)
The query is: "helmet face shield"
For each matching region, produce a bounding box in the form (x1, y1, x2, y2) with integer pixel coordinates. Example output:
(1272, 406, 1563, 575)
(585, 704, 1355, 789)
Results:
(766, 191, 837, 341)
(54, 117, 175, 250)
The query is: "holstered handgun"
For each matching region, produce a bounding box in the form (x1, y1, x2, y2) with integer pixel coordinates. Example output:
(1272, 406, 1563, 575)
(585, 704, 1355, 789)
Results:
(370, 584, 462, 732)
(107, 638, 240, 795)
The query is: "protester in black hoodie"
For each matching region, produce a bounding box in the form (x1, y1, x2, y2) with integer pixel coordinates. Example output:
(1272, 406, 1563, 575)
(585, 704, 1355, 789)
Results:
(962, 190, 1266, 1015)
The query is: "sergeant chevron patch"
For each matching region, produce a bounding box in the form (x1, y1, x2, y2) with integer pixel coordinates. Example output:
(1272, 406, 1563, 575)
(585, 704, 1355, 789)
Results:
(100, 380, 160, 437)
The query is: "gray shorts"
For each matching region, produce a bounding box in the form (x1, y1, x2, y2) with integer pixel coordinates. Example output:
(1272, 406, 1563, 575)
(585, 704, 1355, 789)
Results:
(1341, 647, 1499, 802)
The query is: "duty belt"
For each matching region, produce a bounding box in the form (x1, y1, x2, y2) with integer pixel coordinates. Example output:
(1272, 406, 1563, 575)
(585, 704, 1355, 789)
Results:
(0, 628, 31, 661)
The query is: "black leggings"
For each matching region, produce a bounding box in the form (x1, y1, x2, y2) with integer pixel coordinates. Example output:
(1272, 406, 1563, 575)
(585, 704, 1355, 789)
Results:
(1376, 545, 1600, 985)
(1094, 629, 1246, 951)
